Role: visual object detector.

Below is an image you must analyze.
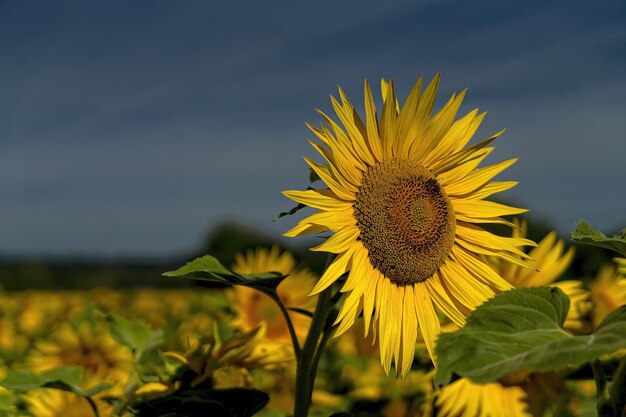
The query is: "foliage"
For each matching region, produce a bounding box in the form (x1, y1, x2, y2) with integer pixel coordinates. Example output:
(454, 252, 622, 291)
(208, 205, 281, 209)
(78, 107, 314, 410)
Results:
(572, 219, 626, 257)
(435, 287, 626, 385)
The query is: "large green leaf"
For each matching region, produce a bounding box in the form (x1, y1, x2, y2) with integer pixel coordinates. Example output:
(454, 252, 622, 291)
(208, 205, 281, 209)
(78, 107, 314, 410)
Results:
(106, 315, 164, 361)
(0, 367, 110, 397)
(571, 219, 626, 257)
(435, 287, 626, 386)
(163, 255, 285, 291)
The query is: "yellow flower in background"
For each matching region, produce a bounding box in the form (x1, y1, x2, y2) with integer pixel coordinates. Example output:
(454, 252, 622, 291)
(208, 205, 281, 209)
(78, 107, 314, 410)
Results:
(25, 388, 111, 417)
(231, 246, 317, 344)
(27, 322, 131, 394)
(591, 261, 626, 326)
(165, 324, 293, 390)
(283, 75, 533, 375)
(494, 219, 590, 331)
(615, 257, 626, 275)
(436, 378, 528, 417)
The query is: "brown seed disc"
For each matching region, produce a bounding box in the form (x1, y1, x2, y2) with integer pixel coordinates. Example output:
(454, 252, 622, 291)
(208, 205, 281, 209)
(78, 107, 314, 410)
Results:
(353, 159, 456, 285)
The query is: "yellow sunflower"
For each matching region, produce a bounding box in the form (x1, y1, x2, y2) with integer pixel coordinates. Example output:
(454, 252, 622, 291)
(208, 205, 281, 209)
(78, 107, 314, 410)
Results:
(283, 75, 533, 375)
(231, 246, 317, 344)
(493, 219, 590, 331)
(436, 378, 528, 417)
(614, 257, 626, 276)
(25, 388, 113, 417)
(27, 321, 132, 394)
(590, 260, 626, 326)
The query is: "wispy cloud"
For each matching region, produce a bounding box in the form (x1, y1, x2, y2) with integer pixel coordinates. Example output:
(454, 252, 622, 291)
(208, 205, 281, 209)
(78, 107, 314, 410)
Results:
(0, 0, 624, 256)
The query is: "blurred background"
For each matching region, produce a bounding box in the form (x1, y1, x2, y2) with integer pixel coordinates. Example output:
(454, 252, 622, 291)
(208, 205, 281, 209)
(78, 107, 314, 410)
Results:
(1, 1, 624, 289)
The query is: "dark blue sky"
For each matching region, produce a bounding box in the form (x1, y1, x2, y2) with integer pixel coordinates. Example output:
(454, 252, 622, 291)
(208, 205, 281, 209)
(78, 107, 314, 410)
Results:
(1, 1, 625, 257)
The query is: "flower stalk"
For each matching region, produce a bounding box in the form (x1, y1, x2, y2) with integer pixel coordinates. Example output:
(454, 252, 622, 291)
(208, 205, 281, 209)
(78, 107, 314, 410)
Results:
(293, 283, 334, 417)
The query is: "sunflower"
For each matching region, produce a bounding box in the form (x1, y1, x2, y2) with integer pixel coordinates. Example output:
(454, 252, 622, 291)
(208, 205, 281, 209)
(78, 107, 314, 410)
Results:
(164, 324, 293, 390)
(590, 260, 626, 326)
(231, 246, 317, 344)
(493, 219, 590, 331)
(27, 321, 132, 394)
(283, 75, 533, 375)
(25, 388, 111, 417)
(436, 378, 528, 417)
(614, 257, 626, 276)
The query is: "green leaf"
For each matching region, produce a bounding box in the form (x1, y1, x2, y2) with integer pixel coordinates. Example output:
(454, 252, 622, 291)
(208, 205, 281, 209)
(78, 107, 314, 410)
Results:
(309, 166, 322, 183)
(164, 255, 239, 280)
(435, 287, 626, 386)
(163, 255, 286, 291)
(571, 219, 626, 257)
(0, 367, 110, 397)
(274, 203, 306, 221)
(106, 315, 163, 360)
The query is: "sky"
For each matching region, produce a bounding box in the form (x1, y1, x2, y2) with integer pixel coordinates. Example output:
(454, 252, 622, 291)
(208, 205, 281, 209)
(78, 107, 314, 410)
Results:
(1, 1, 625, 258)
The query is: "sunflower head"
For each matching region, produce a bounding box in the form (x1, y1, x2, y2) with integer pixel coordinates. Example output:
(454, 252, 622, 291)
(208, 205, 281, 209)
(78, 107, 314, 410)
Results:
(164, 324, 293, 389)
(283, 76, 534, 375)
(25, 388, 114, 417)
(27, 321, 132, 394)
(490, 219, 590, 331)
(230, 246, 317, 344)
(591, 261, 626, 326)
(436, 378, 530, 417)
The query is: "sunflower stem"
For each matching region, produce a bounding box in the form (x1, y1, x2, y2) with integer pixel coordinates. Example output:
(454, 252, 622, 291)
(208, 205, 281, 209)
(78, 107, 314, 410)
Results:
(85, 396, 100, 417)
(592, 360, 614, 417)
(293, 283, 333, 417)
(308, 322, 336, 398)
(608, 355, 626, 416)
(268, 290, 302, 361)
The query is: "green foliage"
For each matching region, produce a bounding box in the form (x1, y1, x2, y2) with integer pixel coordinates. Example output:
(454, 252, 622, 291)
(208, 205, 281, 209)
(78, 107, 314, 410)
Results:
(571, 219, 626, 257)
(0, 390, 16, 416)
(275, 203, 307, 221)
(435, 287, 626, 386)
(164, 255, 285, 292)
(0, 367, 110, 397)
(105, 314, 164, 362)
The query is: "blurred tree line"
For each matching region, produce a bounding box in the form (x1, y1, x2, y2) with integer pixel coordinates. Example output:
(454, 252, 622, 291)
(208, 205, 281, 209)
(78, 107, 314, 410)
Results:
(0, 218, 615, 291)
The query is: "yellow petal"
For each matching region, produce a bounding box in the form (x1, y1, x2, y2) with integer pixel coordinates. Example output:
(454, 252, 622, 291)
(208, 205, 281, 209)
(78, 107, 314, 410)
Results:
(414, 283, 440, 364)
(282, 189, 351, 211)
(311, 225, 360, 254)
(310, 245, 355, 294)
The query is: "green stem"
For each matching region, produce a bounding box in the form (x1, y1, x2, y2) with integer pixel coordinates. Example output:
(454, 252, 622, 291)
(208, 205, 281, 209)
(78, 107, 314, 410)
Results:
(268, 290, 302, 361)
(609, 355, 626, 417)
(293, 284, 333, 417)
(592, 360, 614, 417)
(308, 324, 336, 396)
(85, 396, 100, 417)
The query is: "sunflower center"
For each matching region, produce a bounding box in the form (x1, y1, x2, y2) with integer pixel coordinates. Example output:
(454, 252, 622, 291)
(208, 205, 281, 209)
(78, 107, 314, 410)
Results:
(353, 159, 456, 285)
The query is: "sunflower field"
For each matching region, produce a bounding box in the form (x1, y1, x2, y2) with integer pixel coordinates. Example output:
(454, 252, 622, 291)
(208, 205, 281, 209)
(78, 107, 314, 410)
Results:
(1, 76, 625, 417)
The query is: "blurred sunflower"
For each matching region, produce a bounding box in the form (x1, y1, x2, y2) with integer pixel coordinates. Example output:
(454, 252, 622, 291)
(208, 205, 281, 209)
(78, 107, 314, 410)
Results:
(436, 378, 528, 417)
(283, 75, 533, 375)
(164, 324, 293, 390)
(615, 257, 626, 275)
(25, 388, 111, 417)
(436, 223, 588, 417)
(590, 260, 626, 326)
(231, 246, 317, 344)
(27, 321, 131, 394)
(493, 219, 590, 331)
